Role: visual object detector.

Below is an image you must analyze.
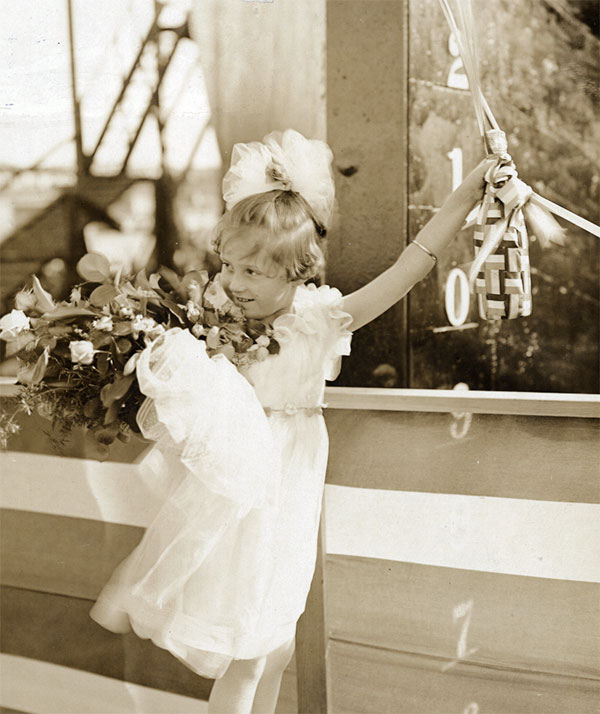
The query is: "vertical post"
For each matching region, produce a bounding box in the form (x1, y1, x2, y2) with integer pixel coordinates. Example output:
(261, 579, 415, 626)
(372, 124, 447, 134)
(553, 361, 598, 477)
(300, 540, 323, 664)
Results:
(67, 0, 86, 178)
(153, 27, 180, 270)
(66, 0, 87, 267)
(154, 175, 179, 269)
(295, 499, 328, 713)
(399, 0, 411, 387)
(326, 0, 409, 388)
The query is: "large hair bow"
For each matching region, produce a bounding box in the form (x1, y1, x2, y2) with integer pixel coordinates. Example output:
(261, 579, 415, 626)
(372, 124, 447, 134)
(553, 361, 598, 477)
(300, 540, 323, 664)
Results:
(222, 129, 335, 229)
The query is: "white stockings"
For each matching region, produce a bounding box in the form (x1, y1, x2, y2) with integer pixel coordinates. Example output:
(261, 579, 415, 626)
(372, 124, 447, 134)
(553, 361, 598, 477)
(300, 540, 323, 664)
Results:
(207, 638, 296, 714)
(250, 637, 296, 714)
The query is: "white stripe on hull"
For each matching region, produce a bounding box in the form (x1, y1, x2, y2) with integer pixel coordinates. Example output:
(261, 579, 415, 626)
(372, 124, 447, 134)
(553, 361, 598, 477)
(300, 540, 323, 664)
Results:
(0, 654, 207, 714)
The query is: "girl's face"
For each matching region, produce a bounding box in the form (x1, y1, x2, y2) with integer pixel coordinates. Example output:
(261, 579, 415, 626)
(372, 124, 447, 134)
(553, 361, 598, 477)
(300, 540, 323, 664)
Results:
(219, 238, 301, 322)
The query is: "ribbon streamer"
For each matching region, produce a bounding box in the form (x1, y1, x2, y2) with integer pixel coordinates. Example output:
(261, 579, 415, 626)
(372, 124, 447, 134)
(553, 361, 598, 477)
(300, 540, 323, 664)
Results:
(438, 0, 600, 232)
(438, 0, 486, 141)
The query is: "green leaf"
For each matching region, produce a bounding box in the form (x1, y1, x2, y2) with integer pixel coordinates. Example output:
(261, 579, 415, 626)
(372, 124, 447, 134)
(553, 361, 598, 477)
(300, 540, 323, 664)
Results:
(100, 374, 135, 407)
(53, 343, 71, 359)
(116, 430, 131, 443)
(91, 421, 120, 444)
(96, 352, 110, 376)
(32, 275, 55, 312)
(90, 331, 112, 349)
(11, 331, 37, 351)
(83, 397, 102, 419)
(37, 335, 58, 350)
(43, 306, 97, 320)
(76, 253, 111, 282)
(89, 284, 119, 307)
(112, 321, 133, 336)
(20, 348, 49, 384)
(213, 343, 235, 361)
(158, 298, 185, 322)
(246, 319, 268, 337)
(148, 273, 162, 290)
(159, 266, 183, 297)
(267, 339, 280, 355)
(115, 338, 132, 354)
(134, 269, 151, 290)
(103, 401, 120, 425)
(48, 325, 73, 337)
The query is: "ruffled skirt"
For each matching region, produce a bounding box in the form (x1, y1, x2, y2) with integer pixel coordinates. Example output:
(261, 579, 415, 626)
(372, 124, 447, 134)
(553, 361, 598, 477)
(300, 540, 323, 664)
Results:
(90, 329, 298, 678)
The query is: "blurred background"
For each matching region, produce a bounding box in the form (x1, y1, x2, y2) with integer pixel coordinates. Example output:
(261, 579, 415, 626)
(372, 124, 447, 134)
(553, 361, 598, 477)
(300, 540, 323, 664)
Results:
(0, 0, 598, 393)
(1, 4, 599, 714)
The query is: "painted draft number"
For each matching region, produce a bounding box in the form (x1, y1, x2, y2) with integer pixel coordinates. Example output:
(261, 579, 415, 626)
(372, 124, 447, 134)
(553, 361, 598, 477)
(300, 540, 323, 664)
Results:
(447, 32, 469, 89)
(445, 267, 470, 327)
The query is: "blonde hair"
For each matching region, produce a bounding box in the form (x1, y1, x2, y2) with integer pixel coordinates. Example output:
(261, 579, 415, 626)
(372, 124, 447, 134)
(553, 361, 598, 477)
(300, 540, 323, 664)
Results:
(213, 190, 327, 282)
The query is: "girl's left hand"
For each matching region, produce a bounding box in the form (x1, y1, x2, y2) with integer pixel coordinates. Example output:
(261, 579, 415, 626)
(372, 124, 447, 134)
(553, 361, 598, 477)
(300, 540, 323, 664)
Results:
(456, 156, 496, 203)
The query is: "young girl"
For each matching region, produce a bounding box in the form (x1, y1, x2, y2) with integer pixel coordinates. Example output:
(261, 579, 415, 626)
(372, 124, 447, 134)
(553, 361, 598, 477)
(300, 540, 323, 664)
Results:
(90, 129, 491, 714)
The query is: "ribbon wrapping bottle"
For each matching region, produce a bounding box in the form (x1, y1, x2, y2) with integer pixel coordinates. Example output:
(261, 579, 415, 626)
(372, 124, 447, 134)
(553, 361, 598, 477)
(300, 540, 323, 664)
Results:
(472, 130, 533, 320)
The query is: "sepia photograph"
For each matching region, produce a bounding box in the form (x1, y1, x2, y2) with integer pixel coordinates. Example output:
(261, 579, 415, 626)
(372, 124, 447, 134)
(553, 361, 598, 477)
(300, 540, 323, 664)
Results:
(0, 1, 598, 713)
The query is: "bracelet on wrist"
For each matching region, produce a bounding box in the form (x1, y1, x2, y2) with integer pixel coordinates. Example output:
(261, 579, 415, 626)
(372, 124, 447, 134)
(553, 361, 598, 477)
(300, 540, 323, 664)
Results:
(411, 239, 438, 265)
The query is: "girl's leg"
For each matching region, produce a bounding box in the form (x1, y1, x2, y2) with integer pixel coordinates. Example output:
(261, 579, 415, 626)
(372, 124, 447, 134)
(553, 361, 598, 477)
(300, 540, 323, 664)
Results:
(251, 637, 296, 714)
(208, 656, 267, 714)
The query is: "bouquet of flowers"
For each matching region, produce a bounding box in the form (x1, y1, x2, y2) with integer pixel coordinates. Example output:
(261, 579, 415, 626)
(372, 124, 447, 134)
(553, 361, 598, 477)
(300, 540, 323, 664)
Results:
(0, 253, 279, 452)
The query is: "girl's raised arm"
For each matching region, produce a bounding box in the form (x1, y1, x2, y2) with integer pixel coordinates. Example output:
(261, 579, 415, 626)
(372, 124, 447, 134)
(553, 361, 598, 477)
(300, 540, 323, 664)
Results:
(341, 158, 493, 331)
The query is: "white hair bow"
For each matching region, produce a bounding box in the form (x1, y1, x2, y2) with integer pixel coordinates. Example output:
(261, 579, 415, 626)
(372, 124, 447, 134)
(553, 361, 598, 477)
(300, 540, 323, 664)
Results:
(222, 129, 335, 229)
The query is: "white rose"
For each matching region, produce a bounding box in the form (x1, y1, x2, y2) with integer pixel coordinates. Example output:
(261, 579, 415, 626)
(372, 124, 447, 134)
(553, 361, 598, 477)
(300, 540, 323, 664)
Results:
(94, 316, 113, 332)
(14, 291, 37, 312)
(69, 340, 95, 365)
(0, 309, 31, 341)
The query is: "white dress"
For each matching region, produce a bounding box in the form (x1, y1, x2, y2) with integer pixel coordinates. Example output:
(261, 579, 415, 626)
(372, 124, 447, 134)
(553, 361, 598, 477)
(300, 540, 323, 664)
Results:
(90, 284, 353, 678)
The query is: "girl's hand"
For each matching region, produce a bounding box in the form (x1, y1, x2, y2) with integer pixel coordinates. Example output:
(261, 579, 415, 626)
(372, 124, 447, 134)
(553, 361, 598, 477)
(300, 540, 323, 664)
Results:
(454, 156, 495, 204)
(340, 155, 495, 332)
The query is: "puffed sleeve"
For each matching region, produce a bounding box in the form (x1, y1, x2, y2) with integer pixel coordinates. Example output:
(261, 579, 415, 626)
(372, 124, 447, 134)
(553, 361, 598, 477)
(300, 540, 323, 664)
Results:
(296, 284, 353, 381)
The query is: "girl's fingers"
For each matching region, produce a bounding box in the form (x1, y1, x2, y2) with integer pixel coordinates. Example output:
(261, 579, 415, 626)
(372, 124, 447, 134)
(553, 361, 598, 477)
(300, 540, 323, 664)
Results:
(459, 157, 494, 198)
(478, 156, 498, 175)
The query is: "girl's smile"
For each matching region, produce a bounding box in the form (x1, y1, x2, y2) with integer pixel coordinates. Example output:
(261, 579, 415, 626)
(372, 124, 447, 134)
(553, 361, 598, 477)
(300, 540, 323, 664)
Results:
(219, 242, 302, 322)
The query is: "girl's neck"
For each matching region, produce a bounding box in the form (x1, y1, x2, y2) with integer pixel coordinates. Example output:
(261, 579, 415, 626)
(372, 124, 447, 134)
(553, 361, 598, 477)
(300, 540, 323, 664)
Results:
(260, 304, 294, 326)
(259, 286, 300, 325)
